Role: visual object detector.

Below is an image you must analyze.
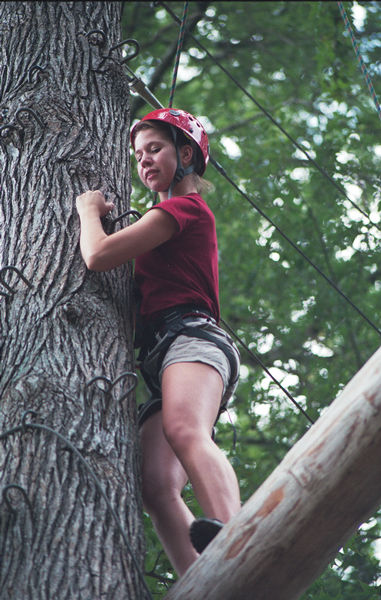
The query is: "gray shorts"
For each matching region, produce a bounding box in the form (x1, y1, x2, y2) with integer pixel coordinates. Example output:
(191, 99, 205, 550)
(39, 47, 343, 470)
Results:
(159, 317, 239, 403)
(138, 316, 240, 427)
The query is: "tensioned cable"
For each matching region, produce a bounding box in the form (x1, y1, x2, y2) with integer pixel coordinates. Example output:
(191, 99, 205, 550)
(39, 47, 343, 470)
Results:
(221, 318, 315, 425)
(337, 1, 381, 121)
(168, 1, 189, 108)
(126, 72, 381, 337)
(159, 1, 381, 234)
(212, 155, 381, 337)
(127, 86, 381, 422)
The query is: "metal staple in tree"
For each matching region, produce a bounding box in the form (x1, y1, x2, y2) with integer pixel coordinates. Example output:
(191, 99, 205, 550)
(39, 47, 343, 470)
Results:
(0, 266, 32, 297)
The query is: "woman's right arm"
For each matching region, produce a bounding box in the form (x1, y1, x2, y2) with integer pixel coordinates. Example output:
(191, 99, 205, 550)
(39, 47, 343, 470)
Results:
(76, 190, 178, 271)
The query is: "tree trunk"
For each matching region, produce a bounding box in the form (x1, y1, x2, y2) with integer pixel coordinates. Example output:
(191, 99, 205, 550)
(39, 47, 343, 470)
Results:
(165, 345, 381, 600)
(0, 3, 147, 598)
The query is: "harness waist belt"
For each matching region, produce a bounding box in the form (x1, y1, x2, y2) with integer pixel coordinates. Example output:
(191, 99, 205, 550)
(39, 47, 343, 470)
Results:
(150, 304, 214, 333)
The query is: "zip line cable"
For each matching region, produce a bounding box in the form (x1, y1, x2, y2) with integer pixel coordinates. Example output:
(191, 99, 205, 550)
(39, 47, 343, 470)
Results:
(221, 318, 315, 425)
(337, 1, 381, 121)
(210, 155, 381, 337)
(168, 1, 189, 108)
(128, 82, 381, 339)
(159, 1, 381, 234)
(125, 8, 381, 422)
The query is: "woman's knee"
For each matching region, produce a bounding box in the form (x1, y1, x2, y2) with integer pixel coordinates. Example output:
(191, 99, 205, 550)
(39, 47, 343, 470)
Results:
(142, 478, 166, 513)
(142, 469, 185, 513)
(162, 417, 210, 459)
(141, 450, 188, 512)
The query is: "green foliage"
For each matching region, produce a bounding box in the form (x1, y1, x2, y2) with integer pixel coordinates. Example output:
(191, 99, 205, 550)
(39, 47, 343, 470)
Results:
(122, 1, 381, 596)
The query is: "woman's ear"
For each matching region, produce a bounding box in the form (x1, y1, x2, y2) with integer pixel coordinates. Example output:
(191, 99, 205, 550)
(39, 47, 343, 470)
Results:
(180, 144, 194, 167)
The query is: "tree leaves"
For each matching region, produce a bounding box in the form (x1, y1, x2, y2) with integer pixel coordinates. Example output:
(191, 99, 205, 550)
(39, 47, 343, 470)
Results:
(122, 2, 381, 596)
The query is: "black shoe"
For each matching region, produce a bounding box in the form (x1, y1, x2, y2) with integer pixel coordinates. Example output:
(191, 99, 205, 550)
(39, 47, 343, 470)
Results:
(190, 518, 223, 553)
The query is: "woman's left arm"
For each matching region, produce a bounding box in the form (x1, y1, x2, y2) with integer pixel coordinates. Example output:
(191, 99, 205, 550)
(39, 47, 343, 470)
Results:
(76, 190, 177, 271)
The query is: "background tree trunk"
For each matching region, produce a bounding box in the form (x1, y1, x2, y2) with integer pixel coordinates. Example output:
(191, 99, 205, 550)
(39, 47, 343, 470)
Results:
(0, 3, 147, 598)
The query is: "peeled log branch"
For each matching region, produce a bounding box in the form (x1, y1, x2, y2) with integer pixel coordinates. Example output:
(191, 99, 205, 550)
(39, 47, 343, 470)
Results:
(166, 345, 381, 600)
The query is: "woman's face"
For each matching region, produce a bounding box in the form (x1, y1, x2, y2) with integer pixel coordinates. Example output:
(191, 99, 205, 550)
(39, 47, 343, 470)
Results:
(134, 127, 178, 193)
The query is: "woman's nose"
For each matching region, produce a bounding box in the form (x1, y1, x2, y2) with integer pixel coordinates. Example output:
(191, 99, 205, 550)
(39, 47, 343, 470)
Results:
(141, 153, 152, 167)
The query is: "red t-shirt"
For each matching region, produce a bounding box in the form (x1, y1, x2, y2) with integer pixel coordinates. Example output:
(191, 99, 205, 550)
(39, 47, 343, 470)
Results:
(135, 193, 220, 323)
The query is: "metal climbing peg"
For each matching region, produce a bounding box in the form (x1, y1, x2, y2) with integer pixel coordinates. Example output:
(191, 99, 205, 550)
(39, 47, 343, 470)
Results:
(109, 209, 142, 232)
(84, 30, 140, 66)
(2, 484, 33, 517)
(85, 29, 107, 46)
(109, 38, 140, 64)
(15, 107, 44, 129)
(84, 371, 138, 403)
(28, 64, 48, 83)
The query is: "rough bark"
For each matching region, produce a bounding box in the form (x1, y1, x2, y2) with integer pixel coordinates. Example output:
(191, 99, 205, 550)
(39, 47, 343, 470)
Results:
(166, 345, 381, 600)
(0, 3, 147, 598)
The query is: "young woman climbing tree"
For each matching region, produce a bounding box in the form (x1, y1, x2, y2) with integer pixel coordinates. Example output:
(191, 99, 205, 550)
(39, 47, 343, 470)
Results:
(76, 108, 241, 576)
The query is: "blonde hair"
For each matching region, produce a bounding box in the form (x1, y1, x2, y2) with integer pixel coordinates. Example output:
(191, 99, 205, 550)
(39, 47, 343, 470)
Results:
(193, 173, 215, 195)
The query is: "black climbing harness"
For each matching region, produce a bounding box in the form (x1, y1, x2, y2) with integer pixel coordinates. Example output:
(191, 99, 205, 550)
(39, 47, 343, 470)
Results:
(135, 304, 240, 426)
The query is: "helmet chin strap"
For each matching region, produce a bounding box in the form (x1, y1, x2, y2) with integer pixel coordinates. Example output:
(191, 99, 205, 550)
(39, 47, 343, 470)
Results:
(167, 125, 194, 199)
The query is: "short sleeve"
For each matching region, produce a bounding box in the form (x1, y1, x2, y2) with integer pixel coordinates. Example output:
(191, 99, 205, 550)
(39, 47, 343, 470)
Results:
(151, 195, 201, 233)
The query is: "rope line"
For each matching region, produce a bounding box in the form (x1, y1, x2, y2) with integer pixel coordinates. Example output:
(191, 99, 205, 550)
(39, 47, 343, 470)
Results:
(125, 11, 381, 420)
(221, 318, 315, 425)
(211, 155, 381, 337)
(127, 82, 381, 339)
(168, 1, 189, 108)
(0, 410, 153, 600)
(337, 1, 381, 121)
(159, 1, 381, 234)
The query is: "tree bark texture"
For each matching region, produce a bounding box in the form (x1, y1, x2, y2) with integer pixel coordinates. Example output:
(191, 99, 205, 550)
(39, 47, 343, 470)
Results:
(0, 3, 147, 599)
(166, 345, 381, 600)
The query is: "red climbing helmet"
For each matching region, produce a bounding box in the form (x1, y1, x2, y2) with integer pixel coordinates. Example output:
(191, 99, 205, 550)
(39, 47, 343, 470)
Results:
(130, 108, 209, 175)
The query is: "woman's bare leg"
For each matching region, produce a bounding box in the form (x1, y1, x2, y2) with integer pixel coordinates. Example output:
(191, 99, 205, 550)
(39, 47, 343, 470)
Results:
(140, 361, 241, 575)
(161, 362, 241, 522)
(140, 411, 199, 575)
